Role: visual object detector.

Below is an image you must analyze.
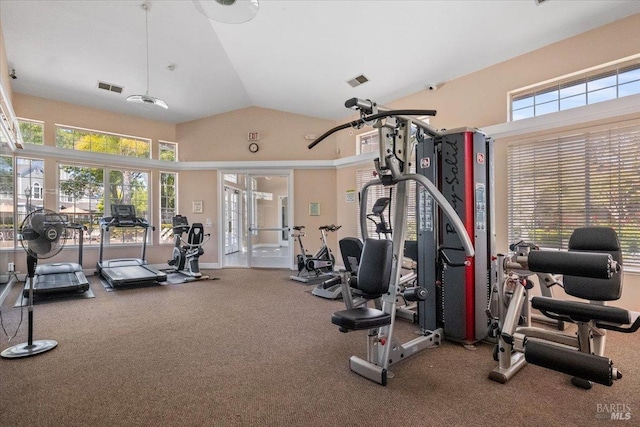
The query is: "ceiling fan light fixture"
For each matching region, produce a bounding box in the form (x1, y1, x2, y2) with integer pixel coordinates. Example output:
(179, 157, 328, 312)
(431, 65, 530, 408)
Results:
(126, 94, 168, 109)
(127, 2, 168, 110)
(192, 0, 259, 24)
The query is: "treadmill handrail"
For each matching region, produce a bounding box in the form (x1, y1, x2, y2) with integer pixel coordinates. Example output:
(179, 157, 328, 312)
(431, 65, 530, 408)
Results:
(97, 215, 154, 265)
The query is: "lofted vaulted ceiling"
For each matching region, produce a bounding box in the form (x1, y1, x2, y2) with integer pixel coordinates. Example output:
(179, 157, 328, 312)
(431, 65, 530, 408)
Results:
(2, 0, 640, 124)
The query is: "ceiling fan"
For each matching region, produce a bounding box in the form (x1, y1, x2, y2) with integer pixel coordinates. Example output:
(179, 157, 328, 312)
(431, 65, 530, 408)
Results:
(127, 2, 168, 110)
(192, 0, 260, 24)
(1, 209, 67, 358)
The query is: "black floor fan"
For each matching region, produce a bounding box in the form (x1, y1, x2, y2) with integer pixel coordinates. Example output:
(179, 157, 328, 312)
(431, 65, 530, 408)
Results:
(1, 209, 67, 359)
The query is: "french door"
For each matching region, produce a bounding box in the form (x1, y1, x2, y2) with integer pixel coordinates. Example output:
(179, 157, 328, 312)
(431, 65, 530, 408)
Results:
(221, 171, 292, 268)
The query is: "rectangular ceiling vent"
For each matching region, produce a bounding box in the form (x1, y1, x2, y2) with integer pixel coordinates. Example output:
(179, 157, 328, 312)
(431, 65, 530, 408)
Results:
(347, 74, 369, 88)
(97, 81, 124, 94)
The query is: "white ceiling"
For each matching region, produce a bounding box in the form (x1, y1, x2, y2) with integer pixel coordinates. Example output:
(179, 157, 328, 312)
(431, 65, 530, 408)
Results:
(2, 1, 640, 124)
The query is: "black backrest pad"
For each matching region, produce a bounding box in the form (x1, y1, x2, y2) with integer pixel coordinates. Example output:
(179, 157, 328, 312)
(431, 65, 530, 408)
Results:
(339, 237, 364, 273)
(565, 227, 623, 301)
(188, 223, 204, 245)
(357, 238, 393, 297)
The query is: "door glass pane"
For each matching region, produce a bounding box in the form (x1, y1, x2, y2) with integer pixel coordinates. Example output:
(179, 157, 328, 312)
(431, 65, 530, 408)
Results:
(249, 175, 290, 268)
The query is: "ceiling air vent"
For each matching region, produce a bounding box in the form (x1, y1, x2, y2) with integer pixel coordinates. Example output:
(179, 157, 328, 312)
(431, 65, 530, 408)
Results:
(347, 74, 369, 88)
(97, 81, 124, 94)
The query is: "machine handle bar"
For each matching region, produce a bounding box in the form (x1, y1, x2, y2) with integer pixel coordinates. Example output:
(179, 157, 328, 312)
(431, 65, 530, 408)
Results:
(307, 109, 437, 150)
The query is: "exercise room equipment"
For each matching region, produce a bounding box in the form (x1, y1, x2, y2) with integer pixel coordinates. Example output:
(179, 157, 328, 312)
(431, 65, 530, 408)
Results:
(167, 214, 210, 282)
(96, 204, 167, 288)
(290, 224, 340, 283)
(309, 98, 475, 385)
(489, 227, 640, 388)
(21, 218, 89, 298)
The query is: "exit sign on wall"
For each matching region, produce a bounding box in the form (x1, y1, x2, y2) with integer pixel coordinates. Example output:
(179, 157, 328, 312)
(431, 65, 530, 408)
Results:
(248, 132, 260, 141)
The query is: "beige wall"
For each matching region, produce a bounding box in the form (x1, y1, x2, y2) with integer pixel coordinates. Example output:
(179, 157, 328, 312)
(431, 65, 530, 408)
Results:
(292, 169, 338, 255)
(0, 21, 11, 102)
(176, 106, 337, 162)
(175, 170, 218, 265)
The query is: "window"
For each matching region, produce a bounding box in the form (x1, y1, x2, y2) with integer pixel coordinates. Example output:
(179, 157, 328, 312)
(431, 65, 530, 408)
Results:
(107, 169, 149, 245)
(2, 157, 46, 248)
(508, 123, 640, 269)
(160, 172, 177, 244)
(55, 125, 150, 158)
(159, 141, 177, 161)
(58, 164, 150, 246)
(58, 164, 104, 245)
(17, 157, 45, 218)
(18, 119, 44, 145)
(511, 59, 640, 121)
(31, 182, 43, 199)
(357, 130, 379, 155)
(0, 155, 13, 249)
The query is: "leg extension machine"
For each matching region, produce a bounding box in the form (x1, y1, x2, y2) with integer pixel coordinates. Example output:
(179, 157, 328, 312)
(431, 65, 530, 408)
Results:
(489, 227, 640, 388)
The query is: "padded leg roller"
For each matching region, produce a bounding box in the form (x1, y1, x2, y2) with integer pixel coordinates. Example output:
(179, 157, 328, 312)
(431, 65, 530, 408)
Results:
(527, 251, 616, 279)
(524, 339, 621, 386)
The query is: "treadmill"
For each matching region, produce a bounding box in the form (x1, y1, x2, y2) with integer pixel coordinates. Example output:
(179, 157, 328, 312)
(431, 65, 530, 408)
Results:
(22, 215, 90, 297)
(96, 204, 167, 288)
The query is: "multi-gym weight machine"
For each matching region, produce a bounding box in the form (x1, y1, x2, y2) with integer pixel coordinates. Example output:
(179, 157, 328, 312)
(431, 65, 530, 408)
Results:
(416, 128, 496, 344)
(309, 98, 476, 385)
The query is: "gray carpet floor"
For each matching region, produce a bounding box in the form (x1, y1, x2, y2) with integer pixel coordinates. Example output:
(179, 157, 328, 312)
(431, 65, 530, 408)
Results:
(0, 268, 638, 426)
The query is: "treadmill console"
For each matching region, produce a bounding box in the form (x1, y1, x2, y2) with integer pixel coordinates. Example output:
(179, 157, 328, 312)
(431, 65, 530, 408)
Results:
(112, 204, 136, 223)
(100, 204, 148, 228)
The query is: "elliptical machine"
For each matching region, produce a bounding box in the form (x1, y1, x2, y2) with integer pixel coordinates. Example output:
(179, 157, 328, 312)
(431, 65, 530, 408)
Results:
(168, 215, 210, 281)
(290, 224, 341, 283)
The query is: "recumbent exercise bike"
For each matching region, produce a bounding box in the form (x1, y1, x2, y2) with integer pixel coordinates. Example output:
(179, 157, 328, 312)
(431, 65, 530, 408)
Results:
(168, 215, 210, 280)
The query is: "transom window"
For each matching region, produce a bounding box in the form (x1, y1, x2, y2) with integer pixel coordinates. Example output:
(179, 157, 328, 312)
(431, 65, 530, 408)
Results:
(18, 119, 44, 145)
(159, 141, 177, 161)
(357, 130, 379, 155)
(55, 125, 151, 158)
(511, 57, 640, 121)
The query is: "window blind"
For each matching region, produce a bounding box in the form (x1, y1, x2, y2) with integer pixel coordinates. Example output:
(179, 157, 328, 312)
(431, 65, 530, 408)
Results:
(508, 123, 640, 269)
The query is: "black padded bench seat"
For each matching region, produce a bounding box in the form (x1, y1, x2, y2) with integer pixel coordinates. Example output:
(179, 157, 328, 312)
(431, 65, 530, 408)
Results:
(332, 308, 392, 332)
(532, 296, 630, 325)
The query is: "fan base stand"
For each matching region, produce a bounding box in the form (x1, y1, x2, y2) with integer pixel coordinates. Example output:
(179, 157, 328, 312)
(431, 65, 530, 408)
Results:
(1, 339, 57, 359)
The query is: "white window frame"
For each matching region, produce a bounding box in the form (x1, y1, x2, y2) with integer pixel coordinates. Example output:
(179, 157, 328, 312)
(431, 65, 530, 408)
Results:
(509, 54, 640, 122)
